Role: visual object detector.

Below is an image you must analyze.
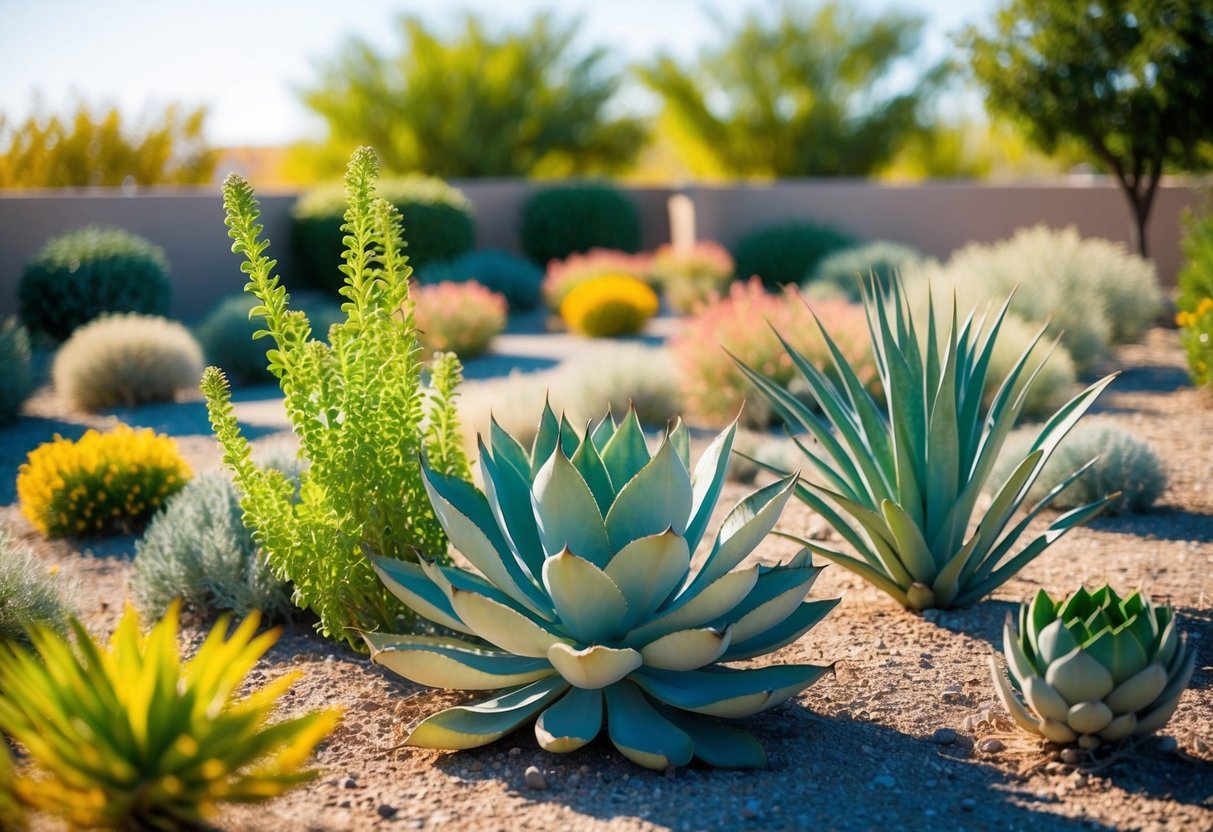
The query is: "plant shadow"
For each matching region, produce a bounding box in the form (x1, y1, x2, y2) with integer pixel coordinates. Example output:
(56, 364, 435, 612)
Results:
(1086, 508, 1213, 544)
(461, 353, 560, 381)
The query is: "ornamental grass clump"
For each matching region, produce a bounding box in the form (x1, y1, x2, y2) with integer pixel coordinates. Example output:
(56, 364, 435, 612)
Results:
(364, 405, 836, 769)
(203, 147, 472, 648)
(738, 278, 1117, 610)
(413, 280, 507, 358)
(0, 604, 340, 829)
(991, 586, 1195, 749)
(0, 528, 71, 644)
(560, 274, 659, 337)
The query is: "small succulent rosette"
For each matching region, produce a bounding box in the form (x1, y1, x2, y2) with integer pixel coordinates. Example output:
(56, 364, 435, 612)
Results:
(363, 405, 838, 769)
(991, 586, 1196, 749)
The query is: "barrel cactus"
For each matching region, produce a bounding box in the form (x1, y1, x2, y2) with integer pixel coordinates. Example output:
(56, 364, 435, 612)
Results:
(364, 405, 837, 769)
(991, 586, 1196, 750)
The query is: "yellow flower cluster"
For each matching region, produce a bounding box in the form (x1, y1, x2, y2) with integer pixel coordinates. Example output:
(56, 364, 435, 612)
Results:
(560, 273, 660, 338)
(1175, 296, 1213, 329)
(17, 425, 191, 539)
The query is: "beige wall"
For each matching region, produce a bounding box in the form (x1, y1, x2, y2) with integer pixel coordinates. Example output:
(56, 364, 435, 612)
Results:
(0, 180, 1195, 323)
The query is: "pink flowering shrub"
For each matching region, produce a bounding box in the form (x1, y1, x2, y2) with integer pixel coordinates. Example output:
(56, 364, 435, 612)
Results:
(647, 241, 735, 314)
(412, 281, 507, 359)
(542, 248, 652, 311)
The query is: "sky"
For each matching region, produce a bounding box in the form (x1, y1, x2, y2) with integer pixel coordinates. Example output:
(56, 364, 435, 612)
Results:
(0, 0, 996, 147)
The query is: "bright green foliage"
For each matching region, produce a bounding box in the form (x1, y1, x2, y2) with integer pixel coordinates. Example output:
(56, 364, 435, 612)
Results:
(806, 241, 923, 303)
(738, 278, 1116, 610)
(365, 405, 836, 769)
(298, 12, 646, 178)
(733, 223, 857, 291)
(521, 185, 641, 266)
(639, 2, 943, 177)
(0, 604, 340, 829)
(0, 741, 24, 830)
(19, 226, 172, 341)
(0, 318, 35, 425)
(0, 528, 71, 645)
(1177, 207, 1213, 387)
(962, 0, 1213, 256)
(992, 586, 1195, 748)
(0, 100, 215, 187)
(419, 250, 545, 312)
(203, 147, 473, 648)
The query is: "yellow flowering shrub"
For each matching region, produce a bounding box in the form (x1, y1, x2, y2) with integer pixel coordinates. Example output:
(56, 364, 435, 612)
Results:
(560, 273, 660, 337)
(1177, 207, 1213, 387)
(17, 425, 191, 538)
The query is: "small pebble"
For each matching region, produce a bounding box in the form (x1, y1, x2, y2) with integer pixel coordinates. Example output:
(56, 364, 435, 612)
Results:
(941, 686, 963, 702)
(929, 728, 957, 745)
(961, 798, 976, 812)
(342, 777, 358, 789)
(979, 738, 1005, 754)
(524, 765, 548, 791)
(468, 760, 483, 773)
(377, 804, 397, 820)
(1060, 748, 1082, 765)
(338, 800, 351, 809)
(508, 747, 522, 757)
(871, 774, 896, 789)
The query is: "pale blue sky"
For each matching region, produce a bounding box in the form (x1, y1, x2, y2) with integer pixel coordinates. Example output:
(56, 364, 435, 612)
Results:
(0, 0, 995, 146)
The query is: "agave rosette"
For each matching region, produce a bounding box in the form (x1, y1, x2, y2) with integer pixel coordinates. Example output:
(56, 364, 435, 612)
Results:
(992, 586, 1196, 749)
(364, 405, 837, 769)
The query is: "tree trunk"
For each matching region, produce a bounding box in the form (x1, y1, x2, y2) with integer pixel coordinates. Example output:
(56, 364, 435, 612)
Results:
(1128, 194, 1150, 259)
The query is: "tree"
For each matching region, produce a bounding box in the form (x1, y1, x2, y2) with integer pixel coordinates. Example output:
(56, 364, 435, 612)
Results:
(637, 3, 945, 178)
(962, 0, 1213, 257)
(0, 101, 215, 187)
(299, 13, 647, 178)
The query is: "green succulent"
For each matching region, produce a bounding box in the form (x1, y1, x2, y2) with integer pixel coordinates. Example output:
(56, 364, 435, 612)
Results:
(363, 405, 837, 770)
(991, 586, 1196, 749)
(736, 278, 1116, 610)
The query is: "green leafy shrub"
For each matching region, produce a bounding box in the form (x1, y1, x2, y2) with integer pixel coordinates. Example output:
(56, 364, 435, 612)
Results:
(0, 528, 71, 644)
(419, 249, 544, 311)
(647, 241, 735, 314)
(18, 226, 172, 341)
(732, 222, 857, 291)
(414, 281, 507, 358)
(204, 148, 473, 648)
(1177, 208, 1213, 387)
(806, 240, 923, 302)
(291, 175, 475, 291)
(52, 313, 204, 412)
(521, 184, 641, 266)
(542, 248, 652, 311)
(0, 318, 35, 424)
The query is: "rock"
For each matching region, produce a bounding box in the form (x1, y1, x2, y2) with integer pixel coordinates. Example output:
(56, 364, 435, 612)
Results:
(961, 798, 976, 812)
(929, 728, 957, 745)
(342, 777, 358, 789)
(1157, 735, 1179, 753)
(508, 747, 522, 757)
(941, 686, 963, 702)
(468, 760, 483, 773)
(979, 738, 1005, 754)
(377, 804, 397, 820)
(1060, 748, 1082, 765)
(338, 800, 351, 809)
(524, 765, 548, 791)
(871, 774, 897, 789)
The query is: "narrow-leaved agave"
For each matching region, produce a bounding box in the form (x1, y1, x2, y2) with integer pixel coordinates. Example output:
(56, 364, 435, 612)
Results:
(364, 405, 837, 769)
(736, 277, 1117, 609)
(991, 585, 1196, 749)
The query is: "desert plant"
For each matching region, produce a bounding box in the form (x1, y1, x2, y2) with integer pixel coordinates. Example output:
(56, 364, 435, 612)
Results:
(542, 248, 652, 312)
(732, 223, 857, 291)
(419, 249, 544, 311)
(647, 241, 735, 314)
(0, 318, 35, 425)
(991, 585, 1196, 749)
(19, 226, 172, 341)
(985, 313, 1077, 420)
(364, 406, 836, 769)
(560, 274, 659, 338)
(291, 175, 475, 290)
(0, 528, 71, 644)
(203, 147, 472, 648)
(17, 425, 191, 539)
(1177, 208, 1213, 387)
(806, 241, 923, 302)
(521, 184, 641, 266)
(0, 603, 340, 829)
(52, 313, 204, 411)
(738, 278, 1117, 610)
(413, 281, 508, 359)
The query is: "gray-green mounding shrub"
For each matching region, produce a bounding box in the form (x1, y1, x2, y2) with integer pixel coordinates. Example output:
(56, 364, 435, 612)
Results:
(19, 226, 172, 341)
(131, 469, 298, 622)
(419, 249, 544, 311)
(992, 423, 1166, 515)
(733, 222, 857, 290)
(0, 318, 35, 425)
(0, 528, 71, 644)
(291, 176, 475, 291)
(806, 241, 923, 302)
(520, 184, 641, 265)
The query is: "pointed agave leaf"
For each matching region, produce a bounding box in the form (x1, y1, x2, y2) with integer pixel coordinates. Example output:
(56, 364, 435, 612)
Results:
(570, 430, 616, 516)
(600, 408, 651, 490)
(632, 665, 829, 718)
(604, 682, 694, 770)
(684, 421, 736, 553)
(640, 626, 733, 671)
(604, 530, 692, 631)
(780, 533, 911, 608)
(988, 655, 1042, 734)
(535, 687, 603, 753)
(450, 589, 571, 658)
(721, 562, 821, 644)
(661, 707, 768, 769)
(406, 677, 568, 750)
(371, 556, 475, 635)
(542, 549, 629, 644)
(547, 644, 643, 689)
(668, 417, 691, 471)
(685, 474, 797, 595)
(531, 449, 611, 567)
(489, 415, 533, 481)
(529, 400, 561, 477)
(627, 566, 760, 645)
(361, 633, 555, 690)
(605, 438, 694, 550)
(879, 499, 936, 584)
(590, 412, 616, 450)
(721, 598, 839, 661)
(478, 438, 545, 580)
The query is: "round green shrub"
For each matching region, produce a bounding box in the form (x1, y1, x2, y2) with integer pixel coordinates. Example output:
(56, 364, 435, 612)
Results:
(291, 176, 475, 291)
(732, 222, 858, 290)
(0, 318, 35, 425)
(0, 528, 71, 644)
(418, 249, 544, 311)
(520, 184, 641, 266)
(19, 226, 172, 341)
(806, 240, 923, 302)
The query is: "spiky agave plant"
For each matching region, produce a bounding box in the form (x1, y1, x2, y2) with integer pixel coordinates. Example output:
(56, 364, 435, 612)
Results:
(363, 405, 837, 769)
(991, 586, 1196, 749)
(736, 279, 1117, 610)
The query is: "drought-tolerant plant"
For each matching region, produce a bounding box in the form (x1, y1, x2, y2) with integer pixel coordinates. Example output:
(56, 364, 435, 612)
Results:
(19, 226, 172, 341)
(991, 586, 1196, 749)
(647, 241, 734, 314)
(806, 241, 923, 302)
(291, 175, 475, 290)
(542, 248, 652, 311)
(984, 314, 1077, 420)
(419, 249, 545, 312)
(0, 604, 340, 829)
(131, 471, 297, 622)
(204, 147, 472, 647)
(414, 281, 508, 359)
(17, 425, 191, 539)
(521, 184, 642, 266)
(992, 424, 1165, 515)
(738, 279, 1117, 610)
(0, 317, 35, 425)
(560, 274, 659, 337)
(0, 528, 71, 644)
(52, 313, 204, 411)
(732, 223, 857, 291)
(1177, 208, 1213, 387)
(364, 406, 836, 769)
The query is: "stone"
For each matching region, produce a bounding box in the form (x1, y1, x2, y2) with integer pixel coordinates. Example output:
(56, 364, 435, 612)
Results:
(524, 765, 549, 791)
(376, 804, 397, 820)
(979, 738, 1006, 753)
(929, 728, 957, 745)
(342, 777, 358, 789)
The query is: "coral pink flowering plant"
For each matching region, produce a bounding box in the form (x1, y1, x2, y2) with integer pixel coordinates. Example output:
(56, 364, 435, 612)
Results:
(542, 248, 653, 311)
(647, 241, 735, 314)
(413, 280, 507, 359)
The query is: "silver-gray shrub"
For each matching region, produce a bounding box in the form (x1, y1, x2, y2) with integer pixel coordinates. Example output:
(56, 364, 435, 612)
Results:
(0, 318, 35, 425)
(0, 527, 71, 643)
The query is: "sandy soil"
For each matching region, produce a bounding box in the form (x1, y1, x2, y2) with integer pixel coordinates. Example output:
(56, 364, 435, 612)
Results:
(1, 328, 1210, 832)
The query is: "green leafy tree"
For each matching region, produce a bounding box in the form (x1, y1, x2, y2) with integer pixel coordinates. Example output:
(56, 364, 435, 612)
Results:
(638, 2, 944, 177)
(0, 101, 215, 187)
(962, 0, 1213, 256)
(298, 13, 647, 178)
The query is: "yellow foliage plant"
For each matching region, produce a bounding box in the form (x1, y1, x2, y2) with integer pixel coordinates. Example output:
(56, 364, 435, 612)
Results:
(560, 273, 659, 337)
